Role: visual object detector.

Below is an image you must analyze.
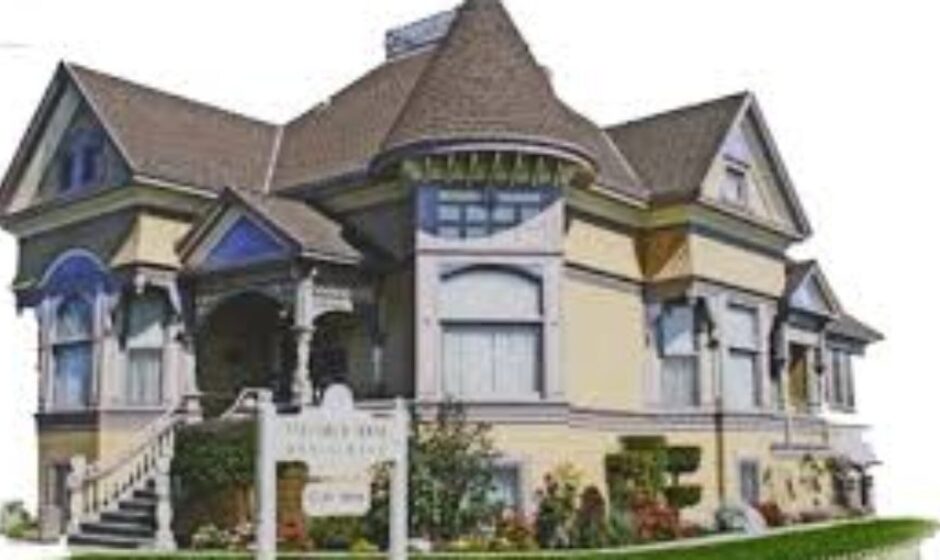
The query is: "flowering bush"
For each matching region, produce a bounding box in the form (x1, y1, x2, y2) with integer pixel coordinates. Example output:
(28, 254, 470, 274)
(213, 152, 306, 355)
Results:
(758, 501, 787, 527)
(495, 511, 538, 551)
(631, 496, 680, 542)
(277, 517, 311, 551)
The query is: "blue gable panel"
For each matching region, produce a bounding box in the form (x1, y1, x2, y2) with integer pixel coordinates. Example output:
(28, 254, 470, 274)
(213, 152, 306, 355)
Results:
(204, 215, 290, 269)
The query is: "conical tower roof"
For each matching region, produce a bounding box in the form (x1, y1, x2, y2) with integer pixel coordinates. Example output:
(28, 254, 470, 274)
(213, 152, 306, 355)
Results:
(381, 0, 618, 179)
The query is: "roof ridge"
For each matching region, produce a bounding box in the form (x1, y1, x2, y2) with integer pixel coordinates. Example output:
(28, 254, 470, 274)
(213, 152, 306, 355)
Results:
(606, 90, 751, 132)
(64, 61, 278, 129)
(262, 125, 284, 194)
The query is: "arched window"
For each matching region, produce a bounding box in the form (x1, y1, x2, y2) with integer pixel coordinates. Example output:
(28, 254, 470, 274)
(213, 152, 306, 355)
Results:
(124, 292, 167, 405)
(439, 268, 542, 399)
(52, 295, 94, 408)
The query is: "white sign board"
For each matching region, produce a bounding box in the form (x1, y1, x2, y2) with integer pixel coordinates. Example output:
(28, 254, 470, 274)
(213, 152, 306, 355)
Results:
(255, 385, 409, 560)
(302, 480, 371, 517)
(274, 412, 399, 474)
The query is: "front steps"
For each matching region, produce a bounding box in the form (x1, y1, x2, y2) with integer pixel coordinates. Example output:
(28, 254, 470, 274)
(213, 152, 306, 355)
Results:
(68, 480, 157, 549)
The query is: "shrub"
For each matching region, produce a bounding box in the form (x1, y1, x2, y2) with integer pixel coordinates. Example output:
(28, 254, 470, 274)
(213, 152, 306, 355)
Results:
(190, 524, 230, 550)
(534, 467, 580, 548)
(573, 485, 608, 549)
(350, 537, 380, 553)
(306, 516, 365, 550)
(663, 484, 702, 510)
(408, 400, 497, 543)
(665, 447, 702, 484)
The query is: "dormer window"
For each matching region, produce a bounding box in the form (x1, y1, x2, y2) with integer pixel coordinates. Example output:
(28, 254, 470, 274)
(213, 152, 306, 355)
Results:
(58, 129, 103, 193)
(720, 164, 749, 207)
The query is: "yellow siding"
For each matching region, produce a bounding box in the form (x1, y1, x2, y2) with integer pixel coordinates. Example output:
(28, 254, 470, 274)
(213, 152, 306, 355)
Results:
(491, 424, 835, 526)
(688, 234, 785, 296)
(111, 212, 191, 268)
(562, 274, 645, 410)
(564, 217, 642, 280)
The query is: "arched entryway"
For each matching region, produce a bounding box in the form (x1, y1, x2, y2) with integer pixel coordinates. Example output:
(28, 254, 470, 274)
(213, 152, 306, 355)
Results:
(196, 292, 295, 416)
(310, 311, 373, 398)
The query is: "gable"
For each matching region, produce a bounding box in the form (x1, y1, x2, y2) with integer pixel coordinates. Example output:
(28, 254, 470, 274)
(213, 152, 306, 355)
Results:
(701, 106, 808, 236)
(791, 276, 834, 315)
(2, 75, 131, 215)
(787, 263, 841, 317)
(199, 212, 291, 270)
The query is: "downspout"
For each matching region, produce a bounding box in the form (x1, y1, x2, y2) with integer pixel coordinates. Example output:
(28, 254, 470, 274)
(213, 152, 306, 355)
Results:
(699, 296, 727, 508)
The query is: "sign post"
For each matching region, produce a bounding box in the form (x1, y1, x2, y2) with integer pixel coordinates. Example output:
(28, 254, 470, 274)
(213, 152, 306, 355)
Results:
(254, 385, 408, 560)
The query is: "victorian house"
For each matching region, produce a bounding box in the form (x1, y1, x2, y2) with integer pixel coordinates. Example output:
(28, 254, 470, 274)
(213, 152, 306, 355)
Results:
(0, 0, 881, 548)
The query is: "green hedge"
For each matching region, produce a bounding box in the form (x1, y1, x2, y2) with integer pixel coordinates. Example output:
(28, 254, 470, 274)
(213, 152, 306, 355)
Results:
(71, 518, 937, 560)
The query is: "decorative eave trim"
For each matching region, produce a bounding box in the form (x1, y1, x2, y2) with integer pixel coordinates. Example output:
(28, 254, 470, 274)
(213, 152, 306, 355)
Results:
(0, 182, 208, 238)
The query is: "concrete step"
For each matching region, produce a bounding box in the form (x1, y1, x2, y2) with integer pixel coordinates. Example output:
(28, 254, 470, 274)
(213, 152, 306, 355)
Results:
(118, 498, 156, 513)
(68, 531, 152, 549)
(80, 520, 155, 539)
(100, 509, 155, 527)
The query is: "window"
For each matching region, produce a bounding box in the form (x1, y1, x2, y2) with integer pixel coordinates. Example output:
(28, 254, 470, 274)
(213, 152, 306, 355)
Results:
(59, 129, 103, 193)
(658, 305, 699, 408)
(739, 460, 761, 506)
(724, 305, 761, 410)
(420, 186, 556, 239)
(720, 165, 749, 207)
(487, 464, 522, 513)
(52, 296, 94, 409)
(124, 293, 166, 406)
(439, 268, 542, 399)
(830, 350, 855, 410)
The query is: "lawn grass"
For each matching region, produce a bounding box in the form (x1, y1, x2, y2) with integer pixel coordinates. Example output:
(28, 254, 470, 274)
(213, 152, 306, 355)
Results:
(72, 517, 937, 560)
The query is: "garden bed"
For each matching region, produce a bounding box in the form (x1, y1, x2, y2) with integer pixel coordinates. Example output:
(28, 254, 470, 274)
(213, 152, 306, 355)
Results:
(72, 517, 936, 560)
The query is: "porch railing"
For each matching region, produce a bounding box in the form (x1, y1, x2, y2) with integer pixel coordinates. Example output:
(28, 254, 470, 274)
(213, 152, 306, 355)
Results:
(67, 402, 187, 550)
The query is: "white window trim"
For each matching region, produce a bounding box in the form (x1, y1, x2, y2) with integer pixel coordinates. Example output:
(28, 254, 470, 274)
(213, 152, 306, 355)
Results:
(438, 267, 546, 401)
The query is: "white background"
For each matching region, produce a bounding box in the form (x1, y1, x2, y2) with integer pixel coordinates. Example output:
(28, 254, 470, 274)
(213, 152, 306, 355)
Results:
(1, 0, 938, 554)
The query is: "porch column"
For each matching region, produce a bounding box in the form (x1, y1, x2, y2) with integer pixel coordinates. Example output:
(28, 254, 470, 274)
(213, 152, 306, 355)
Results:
(292, 273, 316, 406)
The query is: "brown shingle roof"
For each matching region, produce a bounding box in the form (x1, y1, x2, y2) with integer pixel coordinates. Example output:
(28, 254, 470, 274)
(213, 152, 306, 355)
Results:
(272, 0, 643, 197)
(384, 0, 592, 157)
(269, 49, 435, 191)
(66, 63, 279, 192)
(228, 188, 361, 263)
(605, 92, 748, 202)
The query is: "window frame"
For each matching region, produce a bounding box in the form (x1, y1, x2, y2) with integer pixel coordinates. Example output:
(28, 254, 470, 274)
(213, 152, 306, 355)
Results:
(438, 267, 545, 401)
(723, 304, 762, 410)
(50, 294, 95, 410)
(123, 292, 168, 407)
(657, 303, 700, 409)
(720, 162, 750, 208)
(420, 185, 557, 240)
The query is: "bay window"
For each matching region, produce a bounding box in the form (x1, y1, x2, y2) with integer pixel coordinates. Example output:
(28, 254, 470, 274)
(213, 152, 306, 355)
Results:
(52, 295, 94, 409)
(124, 293, 166, 406)
(724, 305, 761, 410)
(830, 349, 855, 411)
(658, 305, 699, 408)
(439, 268, 542, 399)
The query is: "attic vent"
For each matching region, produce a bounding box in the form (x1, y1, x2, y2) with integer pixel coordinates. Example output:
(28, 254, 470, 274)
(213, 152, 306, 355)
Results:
(385, 10, 456, 59)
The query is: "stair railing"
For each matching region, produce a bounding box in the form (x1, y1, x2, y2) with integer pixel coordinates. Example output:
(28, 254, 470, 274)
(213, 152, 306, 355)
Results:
(67, 402, 186, 550)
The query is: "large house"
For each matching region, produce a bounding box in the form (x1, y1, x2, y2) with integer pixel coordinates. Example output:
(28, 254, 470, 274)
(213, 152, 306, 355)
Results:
(0, 0, 881, 548)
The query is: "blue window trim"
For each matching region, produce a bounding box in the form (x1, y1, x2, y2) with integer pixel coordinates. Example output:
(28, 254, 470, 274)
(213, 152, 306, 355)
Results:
(417, 184, 558, 239)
